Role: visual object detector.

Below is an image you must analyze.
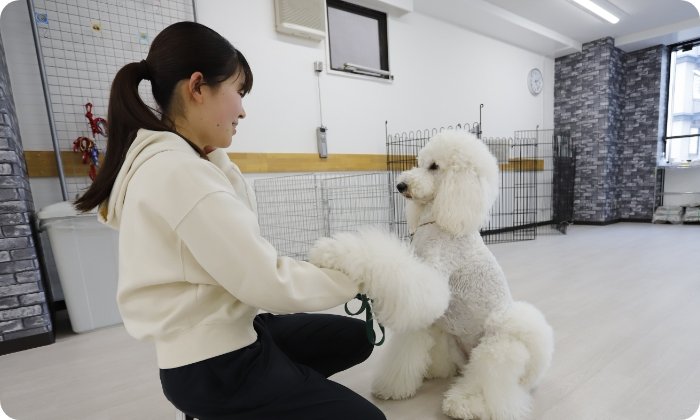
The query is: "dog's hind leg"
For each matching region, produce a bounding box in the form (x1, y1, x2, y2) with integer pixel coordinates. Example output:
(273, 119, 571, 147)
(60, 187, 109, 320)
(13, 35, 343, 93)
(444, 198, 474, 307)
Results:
(425, 328, 463, 379)
(372, 328, 434, 400)
(442, 334, 532, 420)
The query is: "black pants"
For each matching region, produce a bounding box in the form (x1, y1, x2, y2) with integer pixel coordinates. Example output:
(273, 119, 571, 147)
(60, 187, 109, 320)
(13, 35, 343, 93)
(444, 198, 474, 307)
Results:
(160, 313, 386, 420)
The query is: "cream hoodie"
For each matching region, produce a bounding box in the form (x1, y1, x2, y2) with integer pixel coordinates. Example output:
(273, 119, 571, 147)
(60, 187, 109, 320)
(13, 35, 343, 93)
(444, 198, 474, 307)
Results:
(99, 129, 358, 369)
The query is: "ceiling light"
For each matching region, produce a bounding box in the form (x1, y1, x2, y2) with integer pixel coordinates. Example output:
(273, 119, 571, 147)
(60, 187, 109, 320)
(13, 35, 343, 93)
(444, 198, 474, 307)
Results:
(571, 0, 620, 24)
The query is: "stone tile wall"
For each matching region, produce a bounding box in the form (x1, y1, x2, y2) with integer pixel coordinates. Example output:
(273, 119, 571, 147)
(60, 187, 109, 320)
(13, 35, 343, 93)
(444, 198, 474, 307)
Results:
(555, 38, 666, 222)
(620, 46, 668, 219)
(0, 34, 53, 353)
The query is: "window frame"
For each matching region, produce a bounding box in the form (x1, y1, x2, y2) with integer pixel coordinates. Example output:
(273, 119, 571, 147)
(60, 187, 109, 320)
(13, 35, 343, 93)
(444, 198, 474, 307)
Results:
(326, 0, 392, 80)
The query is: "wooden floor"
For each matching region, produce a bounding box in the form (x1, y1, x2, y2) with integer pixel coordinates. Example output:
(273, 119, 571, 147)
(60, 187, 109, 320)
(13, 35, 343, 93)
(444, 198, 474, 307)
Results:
(1, 223, 699, 420)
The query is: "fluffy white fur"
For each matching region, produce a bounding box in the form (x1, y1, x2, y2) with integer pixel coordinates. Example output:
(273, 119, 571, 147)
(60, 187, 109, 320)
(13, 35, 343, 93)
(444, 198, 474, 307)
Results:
(310, 130, 553, 419)
(309, 228, 451, 332)
(377, 131, 554, 420)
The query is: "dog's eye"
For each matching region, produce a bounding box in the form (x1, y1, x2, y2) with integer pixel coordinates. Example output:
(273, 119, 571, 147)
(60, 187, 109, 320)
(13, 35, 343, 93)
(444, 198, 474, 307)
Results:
(428, 162, 439, 170)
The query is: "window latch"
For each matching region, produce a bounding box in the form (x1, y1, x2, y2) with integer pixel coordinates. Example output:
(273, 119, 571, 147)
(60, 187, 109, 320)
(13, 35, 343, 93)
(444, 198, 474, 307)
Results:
(343, 63, 393, 80)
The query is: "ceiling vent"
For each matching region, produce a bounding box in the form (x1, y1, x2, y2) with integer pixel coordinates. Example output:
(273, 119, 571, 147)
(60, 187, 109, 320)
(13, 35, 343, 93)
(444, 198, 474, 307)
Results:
(274, 0, 327, 41)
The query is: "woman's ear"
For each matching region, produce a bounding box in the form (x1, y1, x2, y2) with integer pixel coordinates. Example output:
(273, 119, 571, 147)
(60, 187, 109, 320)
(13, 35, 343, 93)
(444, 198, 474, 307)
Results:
(433, 168, 486, 236)
(187, 72, 205, 103)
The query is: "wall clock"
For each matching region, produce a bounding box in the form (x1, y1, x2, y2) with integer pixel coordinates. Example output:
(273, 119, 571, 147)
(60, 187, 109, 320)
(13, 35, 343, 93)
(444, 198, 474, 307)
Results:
(528, 68, 543, 96)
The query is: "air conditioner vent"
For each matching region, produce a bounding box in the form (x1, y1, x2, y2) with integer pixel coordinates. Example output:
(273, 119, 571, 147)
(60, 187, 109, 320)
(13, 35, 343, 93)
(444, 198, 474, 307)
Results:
(274, 0, 327, 41)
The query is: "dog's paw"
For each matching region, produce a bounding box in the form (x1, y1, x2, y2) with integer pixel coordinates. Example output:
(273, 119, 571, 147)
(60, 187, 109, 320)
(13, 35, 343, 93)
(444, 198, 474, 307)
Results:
(425, 360, 457, 380)
(442, 391, 487, 420)
(309, 231, 369, 272)
(308, 237, 345, 270)
(371, 376, 419, 401)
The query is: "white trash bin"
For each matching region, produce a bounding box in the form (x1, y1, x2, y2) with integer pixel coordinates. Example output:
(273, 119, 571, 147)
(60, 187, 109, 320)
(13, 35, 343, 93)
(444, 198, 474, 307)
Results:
(38, 201, 122, 333)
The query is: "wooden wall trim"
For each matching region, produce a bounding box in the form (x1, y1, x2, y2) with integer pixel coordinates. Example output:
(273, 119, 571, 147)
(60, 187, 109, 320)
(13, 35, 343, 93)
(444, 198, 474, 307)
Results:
(501, 158, 545, 172)
(231, 152, 387, 173)
(23, 151, 543, 178)
(24, 151, 95, 178)
(23, 151, 388, 177)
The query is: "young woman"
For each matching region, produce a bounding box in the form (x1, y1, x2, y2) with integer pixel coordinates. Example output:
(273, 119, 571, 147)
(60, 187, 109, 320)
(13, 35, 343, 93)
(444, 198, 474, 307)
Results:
(75, 21, 385, 420)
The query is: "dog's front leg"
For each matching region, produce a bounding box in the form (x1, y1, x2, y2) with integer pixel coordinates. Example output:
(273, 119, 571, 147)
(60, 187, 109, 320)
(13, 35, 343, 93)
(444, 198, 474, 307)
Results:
(309, 229, 450, 332)
(372, 328, 434, 400)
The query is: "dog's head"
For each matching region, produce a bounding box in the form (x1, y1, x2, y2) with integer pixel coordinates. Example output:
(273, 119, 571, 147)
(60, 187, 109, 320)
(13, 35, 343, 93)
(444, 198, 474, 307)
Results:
(396, 131, 499, 236)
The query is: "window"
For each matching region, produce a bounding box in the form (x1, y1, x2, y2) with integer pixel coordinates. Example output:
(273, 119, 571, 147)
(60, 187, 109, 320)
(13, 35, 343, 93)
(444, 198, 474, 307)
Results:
(326, 0, 391, 79)
(665, 39, 700, 164)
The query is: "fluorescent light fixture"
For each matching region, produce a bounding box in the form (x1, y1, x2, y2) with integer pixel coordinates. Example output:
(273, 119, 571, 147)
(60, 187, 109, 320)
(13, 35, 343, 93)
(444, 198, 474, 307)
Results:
(571, 0, 620, 24)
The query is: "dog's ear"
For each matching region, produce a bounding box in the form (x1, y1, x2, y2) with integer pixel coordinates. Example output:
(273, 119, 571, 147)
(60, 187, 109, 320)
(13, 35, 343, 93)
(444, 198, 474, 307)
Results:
(433, 165, 498, 236)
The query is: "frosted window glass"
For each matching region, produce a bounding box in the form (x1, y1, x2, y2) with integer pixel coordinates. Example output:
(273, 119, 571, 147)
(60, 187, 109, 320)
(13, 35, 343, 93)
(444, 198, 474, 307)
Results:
(328, 7, 381, 71)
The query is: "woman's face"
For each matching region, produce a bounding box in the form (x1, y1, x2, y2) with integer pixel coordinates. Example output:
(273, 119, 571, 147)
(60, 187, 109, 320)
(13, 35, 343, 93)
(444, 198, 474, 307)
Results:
(198, 71, 247, 150)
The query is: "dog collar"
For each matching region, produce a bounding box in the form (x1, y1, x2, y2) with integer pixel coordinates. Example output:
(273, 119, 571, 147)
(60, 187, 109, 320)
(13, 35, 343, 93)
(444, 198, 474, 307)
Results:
(409, 221, 435, 242)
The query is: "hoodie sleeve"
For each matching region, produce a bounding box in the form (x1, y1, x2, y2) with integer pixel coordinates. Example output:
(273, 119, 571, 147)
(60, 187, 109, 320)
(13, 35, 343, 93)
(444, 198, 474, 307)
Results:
(134, 151, 357, 314)
(175, 190, 358, 314)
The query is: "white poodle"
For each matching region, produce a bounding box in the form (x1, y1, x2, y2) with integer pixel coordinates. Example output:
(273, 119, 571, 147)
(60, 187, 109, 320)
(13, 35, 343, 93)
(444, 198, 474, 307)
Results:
(311, 131, 553, 420)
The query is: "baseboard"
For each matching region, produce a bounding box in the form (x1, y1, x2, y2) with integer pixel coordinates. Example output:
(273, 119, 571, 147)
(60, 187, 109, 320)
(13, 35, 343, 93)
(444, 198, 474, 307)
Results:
(52, 299, 67, 311)
(573, 218, 652, 225)
(481, 220, 561, 236)
(0, 331, 55, 356)
(573, 219, 617, 226)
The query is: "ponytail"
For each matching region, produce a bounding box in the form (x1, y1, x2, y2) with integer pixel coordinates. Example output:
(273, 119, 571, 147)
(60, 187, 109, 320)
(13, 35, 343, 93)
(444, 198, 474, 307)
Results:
(73, 61, 172, 212)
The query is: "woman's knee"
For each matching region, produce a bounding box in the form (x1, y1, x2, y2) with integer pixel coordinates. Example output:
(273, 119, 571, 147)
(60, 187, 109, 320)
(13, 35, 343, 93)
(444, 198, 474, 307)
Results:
(346, 317, 375, 362)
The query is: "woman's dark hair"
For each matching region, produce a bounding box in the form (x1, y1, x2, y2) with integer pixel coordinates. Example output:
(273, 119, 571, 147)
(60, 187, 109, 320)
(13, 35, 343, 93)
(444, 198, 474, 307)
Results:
(74, 21, 253, 212)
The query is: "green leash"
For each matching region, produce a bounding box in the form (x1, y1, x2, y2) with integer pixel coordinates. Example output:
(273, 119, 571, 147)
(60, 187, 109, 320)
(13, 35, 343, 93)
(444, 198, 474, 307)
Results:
(345, 294, 385, 346)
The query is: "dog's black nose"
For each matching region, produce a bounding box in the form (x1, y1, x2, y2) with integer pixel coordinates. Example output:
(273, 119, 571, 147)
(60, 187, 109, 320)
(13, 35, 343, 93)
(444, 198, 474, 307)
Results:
(396, 182, 408, 193)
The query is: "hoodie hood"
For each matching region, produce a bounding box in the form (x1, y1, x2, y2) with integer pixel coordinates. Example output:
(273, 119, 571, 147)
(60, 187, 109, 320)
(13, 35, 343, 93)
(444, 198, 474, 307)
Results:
(98, 129, 199, 229)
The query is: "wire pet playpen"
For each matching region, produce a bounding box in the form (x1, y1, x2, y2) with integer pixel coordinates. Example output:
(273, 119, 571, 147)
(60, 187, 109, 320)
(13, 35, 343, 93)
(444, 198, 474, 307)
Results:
(513, 129, 576, 235)
(255, 172, 394, 260)
(254, 125, 574, 258)
(385, 124, 521, 243)
(386, 125, 575, 244)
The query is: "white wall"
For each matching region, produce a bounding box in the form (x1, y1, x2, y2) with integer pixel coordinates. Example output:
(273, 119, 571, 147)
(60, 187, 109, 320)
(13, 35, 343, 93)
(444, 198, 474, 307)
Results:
(196, 0, 554, 155)
(3, 0, 555, 210)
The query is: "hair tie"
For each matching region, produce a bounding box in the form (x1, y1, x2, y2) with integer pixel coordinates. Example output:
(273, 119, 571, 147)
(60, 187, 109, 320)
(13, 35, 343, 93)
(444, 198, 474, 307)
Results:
(139, 60, 150, 80)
